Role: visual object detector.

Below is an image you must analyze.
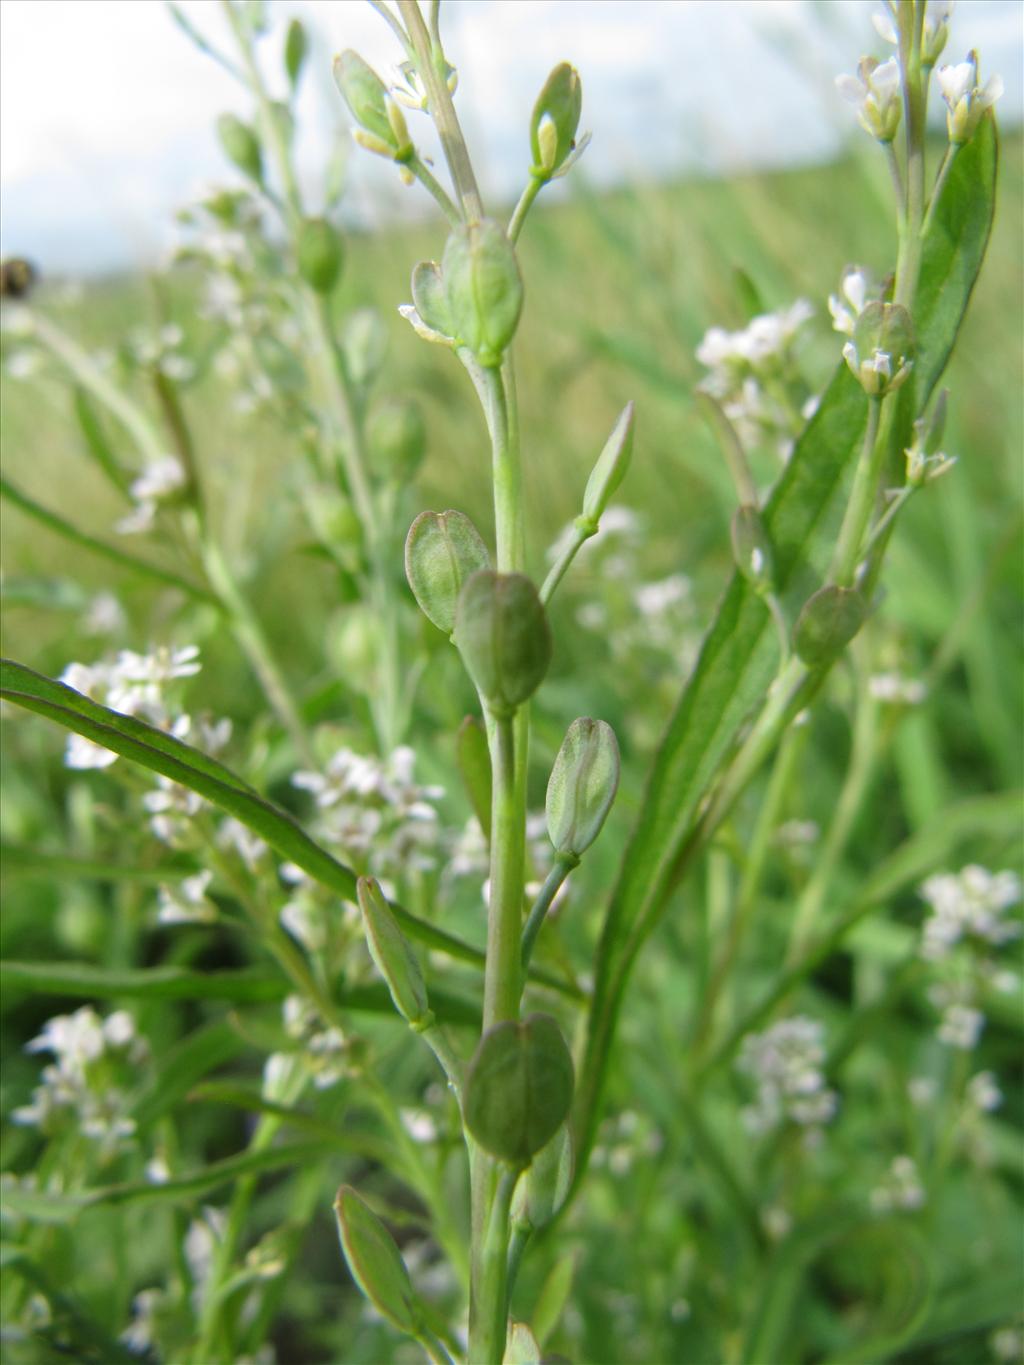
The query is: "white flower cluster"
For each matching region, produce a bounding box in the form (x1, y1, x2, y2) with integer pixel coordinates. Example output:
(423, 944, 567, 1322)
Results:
(696, 301, 813, 457)
(868, 672, 927, 706)
(115, 455, 188, 536)
(293, 744, 445, 879)
(737, 1015, 838, 1138)
(269, 995, 352, 1090)
(869, 1154, 925, 1213)
(60, 645, 201, 769)
(127, 323, 196, 383)
(157, 869, 218, 925)
(919, 865, 1022, 961)
(12, 1007, 148, 1156)
(828, 266, 872, 337)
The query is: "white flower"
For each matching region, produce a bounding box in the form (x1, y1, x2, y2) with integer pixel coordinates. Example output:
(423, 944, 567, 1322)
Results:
(937, 1002, 985, 1050)
(868, 672, 927, 705)
(908, 1075, 937, 1108)
(399, 1108, 439, 1143)
(966, 1070, 1002, 1112)
(157, 870, 217, 925)
(842, 337, 912, 397)
(919, 865, 1022, 960)
(115, 456, 186, 536)
(870, 1154, 925, 1212)
(872, 3, 954, 63)
(836, 57, 902, 141)
(937, 53, 1003, 142)
(737, 1015, 838, 1137)
(828, 266, 872, 336)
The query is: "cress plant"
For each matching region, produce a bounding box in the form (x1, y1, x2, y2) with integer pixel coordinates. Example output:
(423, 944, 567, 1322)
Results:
(0, 3, 1020, 1363)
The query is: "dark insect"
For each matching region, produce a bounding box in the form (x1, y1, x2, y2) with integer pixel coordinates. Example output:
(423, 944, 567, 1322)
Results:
(0, 258, 37, 300)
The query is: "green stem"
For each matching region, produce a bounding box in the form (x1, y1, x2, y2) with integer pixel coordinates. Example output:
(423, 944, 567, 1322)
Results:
(862, 484, 916, 557)
(883, 139, 905, 209)
(508, 176, 543, 245)
(484, 714, 523, 1029)
(398, 0, 483, 220)
(482, 365, 523, 573)
(520, 854, 578, 975)
(506, 1223, 531, 1300)
(409, 153, 462, 226)
(416, 1328, 456, 1365)
(784, 660, 878, 962)
(540, 523, 591, 605)
(471, 1165, 518, 1365)
(921, 144, 958, 238)
(829, 396, 884, 587)
(894, 5, 927, 308)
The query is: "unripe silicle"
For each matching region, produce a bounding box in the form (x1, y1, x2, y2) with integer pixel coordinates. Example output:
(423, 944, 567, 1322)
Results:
(285, 18, 308, 89)
(455, 571, 551, 716)
(464, 1014, 575, 1167)
(410, 260, 455, 340)
(793, 585, 866, 667)
(405, 510, 490, 637)
(356, 877, 431, 1029)
(546, 717, 619, 858)
(442, 220, 523, 368)
(368, 398, 426, 478)
(297, 217, 344, 294)
(580, 402, 635, 531)
(333, 50, 393, 145)
(334, 1186, 424, 1334)
(511, 1123, 574, 1232)
(216, 114, 263, 183)
(530, 63, 582, 177)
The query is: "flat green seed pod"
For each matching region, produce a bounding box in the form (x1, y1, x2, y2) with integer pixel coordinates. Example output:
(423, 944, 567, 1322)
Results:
(297, 217, 344, 295)
(546, 717, 619, 857)
(334, 1186, 423, 1333)
(356, 876, 430, 1027)
(442, 219, 523, 367)
(216, 114, 263, 183)
(793, 585, 866, 667)
(333, 50, 394, 146)
(405, 510, 490, 637)
(455, 571, 551, 715)
(464, 1014, 574, 1167)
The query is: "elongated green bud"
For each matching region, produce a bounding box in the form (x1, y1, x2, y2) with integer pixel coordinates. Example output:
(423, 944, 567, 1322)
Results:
(511, 1123, 573, 1232)
(442, 219, 523, 368)
(530, 63, 582, 178)
(334, 1186, 424, 1333)
(368, 398, 426, 477)
(580, 402, 635, 532)
(285, 18, 307, 89)
(356, 877, 432, 1029)
(546, 718, 619, 858)
(793, 585, 866, 666)
(455, 571, 551, 716)
(464, 1014, 574, 1167)
(216, 114, 263, 183)
(730, 505, 774, 590)
(333, 51, 393, 145)
(405, 510, 490, 637)
(297, 217, 344, 294)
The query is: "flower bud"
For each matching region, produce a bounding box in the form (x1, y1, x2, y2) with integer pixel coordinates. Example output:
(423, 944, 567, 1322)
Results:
(530, 63, 582, 178)
(730, 505, 774, 590)
(216, 114, 263, 183)
(455, 571, 551, 716)
(334, 1186, 424, 1333)
(937, 52, 1004, 145)
(579, 402, 635, 532)
(546, 718, 619, 859)
(357, 877, 432, 1029)
(511, 1123, 573, 1232)
(442, 220, 523, 368)
(836, 57, 902, 142)
(285, 17, 308, 90)
(405, 510, 490, 637)
(367, 398, 426, 478)
(297, 217, 344, 295)
(464, 1014, 574, 1168)
(793, 585, 866, 667)
(842, 301, 913, 397)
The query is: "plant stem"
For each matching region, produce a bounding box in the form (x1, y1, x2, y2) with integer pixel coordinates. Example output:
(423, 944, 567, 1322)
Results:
(484, 714, 523, 1030)
(398, 0, 483, 220)
(471, 1165, 518, 1365)
(540, 523, 591, 605)
(894, 4, 927, 308)
(884, 139, 905, 208)
(829, 395, 884, 587)
(482, 365, 524, 574)
(520, 854, 577, 975)
(921, 144, 958, 237)
(508, 176, 543, 244)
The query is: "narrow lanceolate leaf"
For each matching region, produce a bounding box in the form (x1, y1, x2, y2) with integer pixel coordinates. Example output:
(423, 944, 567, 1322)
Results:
(0, 961, 286, 1003)
(574, 119, 997, 1170)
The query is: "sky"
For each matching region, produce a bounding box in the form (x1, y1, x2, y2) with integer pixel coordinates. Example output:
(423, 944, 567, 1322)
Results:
(1, 0, 1021, 275)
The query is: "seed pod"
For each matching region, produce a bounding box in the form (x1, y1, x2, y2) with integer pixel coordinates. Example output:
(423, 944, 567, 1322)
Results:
(843, 300, 914, 397)
(216, 114, 263, 183)
(410, 260, 455, 340)
(285, 18, 308, 90)
(530, 63, 582, 177)
(580, 403, 635, 531)
(464, 1014, 574, 1167)
(793, 585, 866, 667)
(367, 398, 426, 478)
(405, 510, 490, 637)
(333, 51, 393, 145)
(297, 217, 344, 294)
(546, 718, 619, 858)
(511, 1123, 574, 1232)
(341, 308, 388, 389)
(455, 571, 551, 716)
(334, 1186, 424, 1333)
(730, 505, 774, 590)
(442, 219, 523, 368)
(357, 877, 431, 1028)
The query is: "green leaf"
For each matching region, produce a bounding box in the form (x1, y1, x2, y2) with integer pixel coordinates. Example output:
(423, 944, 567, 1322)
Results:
(0, 960, 285, 1003)
(132, 1018, 246, 1130)
(73, 385, 130, 494)
(532, 1252, 576, 1348)
(575, 118, 998, 1168)
(188, 1082, 394, 1159)
(0, 658, 488, 976)
(0, 478, 218, 605)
